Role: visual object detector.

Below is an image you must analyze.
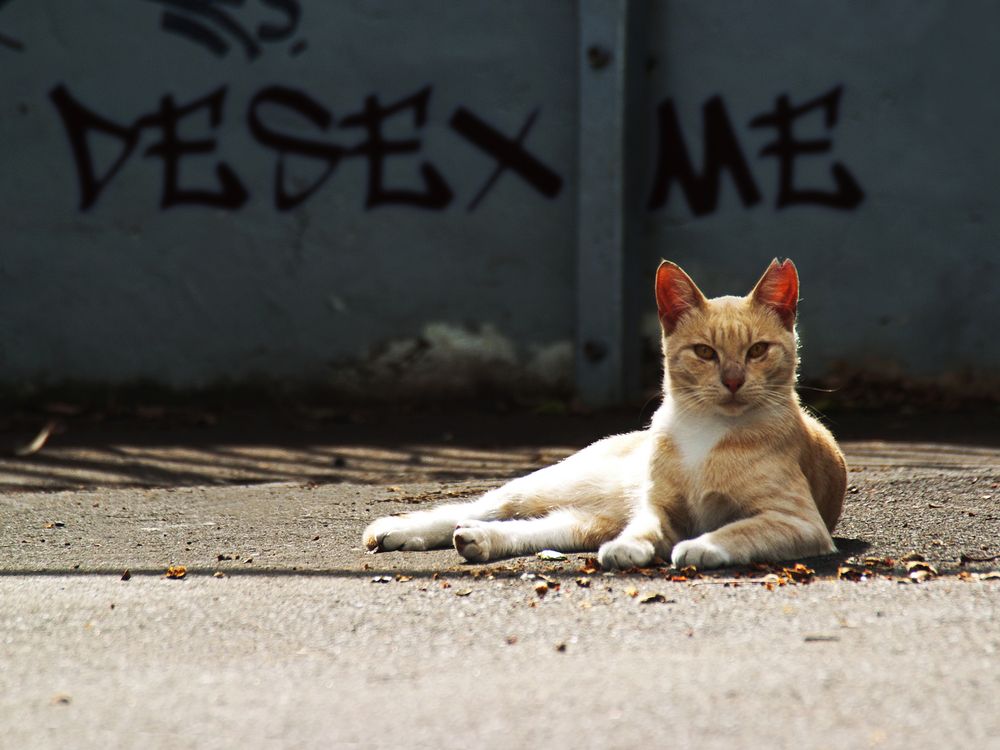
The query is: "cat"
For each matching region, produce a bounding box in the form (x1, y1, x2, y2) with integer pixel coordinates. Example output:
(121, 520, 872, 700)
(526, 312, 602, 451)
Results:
(363, 258, 846, 570)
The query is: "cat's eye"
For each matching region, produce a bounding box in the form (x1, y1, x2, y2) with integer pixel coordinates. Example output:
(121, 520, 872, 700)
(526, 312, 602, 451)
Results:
(693, 344, 717, 360)
(747, 342, 769, 360)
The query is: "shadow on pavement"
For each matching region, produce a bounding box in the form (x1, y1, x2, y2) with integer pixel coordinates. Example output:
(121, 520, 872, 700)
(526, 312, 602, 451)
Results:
(0, 409, 996, 492)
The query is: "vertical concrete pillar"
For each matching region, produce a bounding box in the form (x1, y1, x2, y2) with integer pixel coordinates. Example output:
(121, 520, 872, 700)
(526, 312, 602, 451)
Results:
(576, 0, 647, 406)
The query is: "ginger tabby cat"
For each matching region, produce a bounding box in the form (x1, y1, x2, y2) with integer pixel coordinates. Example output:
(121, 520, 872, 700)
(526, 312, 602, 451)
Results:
(363, 259, 846, 569)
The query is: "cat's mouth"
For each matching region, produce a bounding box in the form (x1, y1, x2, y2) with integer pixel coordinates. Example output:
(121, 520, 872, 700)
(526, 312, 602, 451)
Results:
(716, 394, 751, 415)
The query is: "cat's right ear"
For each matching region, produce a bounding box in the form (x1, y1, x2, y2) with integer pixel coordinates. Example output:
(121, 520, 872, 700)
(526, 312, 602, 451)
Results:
(655, 261, 707, 334)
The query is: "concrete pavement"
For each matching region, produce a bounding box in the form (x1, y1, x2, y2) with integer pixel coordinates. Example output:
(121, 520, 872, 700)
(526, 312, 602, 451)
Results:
(0, 418, 998, 749)
(2, 572, 998, 750)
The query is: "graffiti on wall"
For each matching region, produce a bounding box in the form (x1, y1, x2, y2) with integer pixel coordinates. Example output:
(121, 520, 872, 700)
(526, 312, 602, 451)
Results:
(5, 1, 865, 218)
(647, 85, 864, 216)
(144, 0, 306, 59)
(49, 83, 563, 212)
(0, 0, 22, 52)
(0, 0, 562, 213)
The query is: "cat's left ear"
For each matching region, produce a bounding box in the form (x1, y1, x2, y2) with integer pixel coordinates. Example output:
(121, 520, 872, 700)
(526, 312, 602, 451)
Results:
(751, 258, 799, 330)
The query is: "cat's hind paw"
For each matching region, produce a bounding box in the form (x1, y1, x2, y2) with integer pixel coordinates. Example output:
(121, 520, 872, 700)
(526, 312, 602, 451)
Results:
(453, 521, 492, 563)
(363, 516, 446, 553)
(597, 538, 655, 570)
(670, 534, 732, 569)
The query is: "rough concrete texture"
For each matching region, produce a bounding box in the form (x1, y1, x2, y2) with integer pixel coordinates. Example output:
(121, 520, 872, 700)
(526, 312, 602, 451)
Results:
(3, 575, 998, 750)
(0, 419, 998, 749)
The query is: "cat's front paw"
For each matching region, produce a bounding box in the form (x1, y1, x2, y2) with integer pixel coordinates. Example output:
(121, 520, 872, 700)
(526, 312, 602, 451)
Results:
(671, 534, 732, 569)
(598, 538, 655, 570)
(363, 516, 437, 552)
(453, 521, 492, 563)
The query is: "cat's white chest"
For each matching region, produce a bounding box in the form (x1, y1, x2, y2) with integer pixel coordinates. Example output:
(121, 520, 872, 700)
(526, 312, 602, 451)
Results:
(667, 414, 732, 474)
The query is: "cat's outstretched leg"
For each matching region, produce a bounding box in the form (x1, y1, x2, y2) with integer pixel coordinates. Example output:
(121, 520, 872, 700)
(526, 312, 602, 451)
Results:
(363, 492, 508, 552)
(363, 470, 580, 552)
(453, 509, 622, 563)
(364, 430, 645, 555)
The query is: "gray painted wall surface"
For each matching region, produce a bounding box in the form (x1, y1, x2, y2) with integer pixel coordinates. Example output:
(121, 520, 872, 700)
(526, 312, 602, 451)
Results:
(0, 1, 578, 390)
(0, 1, 996, 394)
(639, 1, 999, 379)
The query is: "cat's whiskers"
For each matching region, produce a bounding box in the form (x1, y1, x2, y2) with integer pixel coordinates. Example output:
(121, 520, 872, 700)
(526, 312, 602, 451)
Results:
(794, 384, 838, 393)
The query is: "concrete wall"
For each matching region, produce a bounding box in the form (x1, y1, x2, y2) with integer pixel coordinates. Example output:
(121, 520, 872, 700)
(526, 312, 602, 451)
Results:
(0, 1, 996, 396)
(0, 0, 578, 392)
(640, 1, 999, 380)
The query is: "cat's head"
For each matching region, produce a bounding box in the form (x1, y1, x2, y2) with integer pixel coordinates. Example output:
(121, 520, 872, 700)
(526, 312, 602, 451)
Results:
(655, 259, 799, 418)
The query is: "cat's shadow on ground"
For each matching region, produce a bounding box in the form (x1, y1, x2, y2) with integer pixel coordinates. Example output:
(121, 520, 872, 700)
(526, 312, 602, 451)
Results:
(662, 536, 870, 579)
(705, 536, 867, 578)
(449, 536, 872, 579)
(803, 537, 870, 575)
(662, 537, 870, 578)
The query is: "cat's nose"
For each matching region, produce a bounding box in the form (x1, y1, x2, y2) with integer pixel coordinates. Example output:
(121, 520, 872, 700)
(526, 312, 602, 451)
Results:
(722, 373, 745, 393)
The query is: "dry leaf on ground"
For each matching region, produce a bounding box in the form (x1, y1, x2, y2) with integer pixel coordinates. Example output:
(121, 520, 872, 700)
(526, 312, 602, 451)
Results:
(837, 566, 868, 581)
(676, 565, 700, 579)
(782, 563, 816, 582)
(638, 593, 674, 604)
